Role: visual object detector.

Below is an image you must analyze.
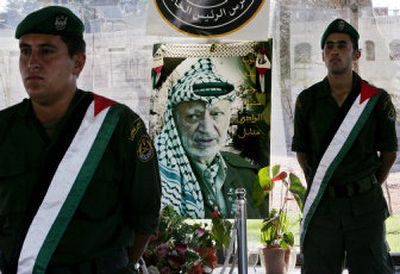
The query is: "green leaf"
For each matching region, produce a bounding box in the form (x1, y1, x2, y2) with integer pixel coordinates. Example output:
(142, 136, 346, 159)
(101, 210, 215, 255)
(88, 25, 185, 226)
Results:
(258, 166, 270, 188)
(271, 165, 280, 177)
(288, 173, 306, 211)
(279, 232, 294, 249)
(211, 216, 232, 250)
(252, 178, 267, 207)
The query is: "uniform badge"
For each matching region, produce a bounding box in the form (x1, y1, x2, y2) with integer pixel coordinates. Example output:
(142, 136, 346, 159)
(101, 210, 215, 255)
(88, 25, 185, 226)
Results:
(384, 97, 397, 121)
(54, 15, 68, 30)
(129, 119, 144, 141)
(337, 20, 345, 31)
(388, 107, 396, 121)
(137, 135, 155, 162)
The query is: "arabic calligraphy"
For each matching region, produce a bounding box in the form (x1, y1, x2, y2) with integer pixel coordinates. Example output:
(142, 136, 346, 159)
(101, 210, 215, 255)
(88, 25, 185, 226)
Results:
(155, 0, 265, 36)
(238, 113, 263, 124)
(236, 110, 264, 139)
(237, 127, 261, 139)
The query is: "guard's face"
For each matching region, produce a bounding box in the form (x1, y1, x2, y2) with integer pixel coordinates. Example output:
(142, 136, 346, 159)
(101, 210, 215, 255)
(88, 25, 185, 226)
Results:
(19, 33, 85, 105)
(174, 99, 231, 164)
(322, 33, 360, 75)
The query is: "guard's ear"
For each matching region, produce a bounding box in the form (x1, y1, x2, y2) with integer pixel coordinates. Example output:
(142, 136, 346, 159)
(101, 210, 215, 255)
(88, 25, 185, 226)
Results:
(72, 53, 86, 76)
(353, 49, 361, 60)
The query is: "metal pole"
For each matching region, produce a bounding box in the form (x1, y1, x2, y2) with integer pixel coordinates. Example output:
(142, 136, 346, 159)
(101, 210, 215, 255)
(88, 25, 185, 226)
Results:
(236, 188, 248, 274)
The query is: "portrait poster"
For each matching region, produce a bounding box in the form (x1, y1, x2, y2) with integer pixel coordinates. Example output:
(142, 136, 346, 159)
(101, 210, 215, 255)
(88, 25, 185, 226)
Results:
(150, 41, 272, 219)
(147, 0, 270, 39)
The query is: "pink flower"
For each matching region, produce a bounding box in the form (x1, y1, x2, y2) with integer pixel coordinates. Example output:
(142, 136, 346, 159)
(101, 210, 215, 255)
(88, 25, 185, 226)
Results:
(160, 266, 171, 274)
(175, 243, 188, 255)
(194, 227, 206, 237)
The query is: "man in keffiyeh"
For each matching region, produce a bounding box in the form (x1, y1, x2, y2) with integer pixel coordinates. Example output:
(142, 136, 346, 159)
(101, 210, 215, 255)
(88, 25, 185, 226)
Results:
(155, 58, 266, 219)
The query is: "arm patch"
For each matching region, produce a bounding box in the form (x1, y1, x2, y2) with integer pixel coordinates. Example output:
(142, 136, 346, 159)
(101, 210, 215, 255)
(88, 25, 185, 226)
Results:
(137, 134, 155, 162)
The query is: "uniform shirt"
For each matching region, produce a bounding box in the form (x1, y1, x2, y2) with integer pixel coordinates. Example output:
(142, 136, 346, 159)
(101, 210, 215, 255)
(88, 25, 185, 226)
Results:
(292, 73, 397, 185)
(193, 151, 267, 219)
(0, 90, 161, 265)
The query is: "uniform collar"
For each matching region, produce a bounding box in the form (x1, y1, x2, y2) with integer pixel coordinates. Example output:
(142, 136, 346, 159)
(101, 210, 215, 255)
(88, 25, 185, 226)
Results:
(318, 71, 362, 99)
(18, 89, 88, 119)
(191, 152, 228, 181)
(18, 98, 34, 118)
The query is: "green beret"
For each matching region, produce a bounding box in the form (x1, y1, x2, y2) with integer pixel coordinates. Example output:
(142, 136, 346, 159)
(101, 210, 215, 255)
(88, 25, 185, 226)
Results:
(320, 18, 359, 49)
(15, 5, 84, 39)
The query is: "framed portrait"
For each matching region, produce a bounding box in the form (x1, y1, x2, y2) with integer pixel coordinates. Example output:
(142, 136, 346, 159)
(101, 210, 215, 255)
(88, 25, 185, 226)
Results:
(150, 41, 272, 219)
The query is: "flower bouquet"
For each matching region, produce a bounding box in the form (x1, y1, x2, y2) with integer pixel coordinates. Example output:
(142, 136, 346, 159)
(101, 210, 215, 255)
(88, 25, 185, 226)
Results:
(143, 206, 232, 274)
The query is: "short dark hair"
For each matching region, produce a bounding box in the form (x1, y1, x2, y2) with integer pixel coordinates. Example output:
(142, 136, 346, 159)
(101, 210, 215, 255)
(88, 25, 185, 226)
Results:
(350, 37, 359, 51)
(61, 34, 86, 57)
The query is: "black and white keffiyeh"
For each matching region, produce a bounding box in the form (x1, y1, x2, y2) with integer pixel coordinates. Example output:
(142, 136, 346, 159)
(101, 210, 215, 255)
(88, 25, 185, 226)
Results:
(155, 58, 235, 218)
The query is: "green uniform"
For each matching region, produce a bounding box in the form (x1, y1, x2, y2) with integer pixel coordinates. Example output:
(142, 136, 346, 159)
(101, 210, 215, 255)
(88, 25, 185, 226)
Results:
(0, 90, 161, 271)
(292, 73, 397, 274)
(194, 151, 267, 219)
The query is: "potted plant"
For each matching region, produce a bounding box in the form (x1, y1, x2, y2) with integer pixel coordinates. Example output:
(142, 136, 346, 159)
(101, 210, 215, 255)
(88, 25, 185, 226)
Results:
(142, 205, 232, 274)
(257, 165, 306, 274)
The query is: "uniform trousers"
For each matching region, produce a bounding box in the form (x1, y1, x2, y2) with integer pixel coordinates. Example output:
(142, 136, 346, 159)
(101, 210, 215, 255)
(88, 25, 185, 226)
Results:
(302, 185, 394, 274)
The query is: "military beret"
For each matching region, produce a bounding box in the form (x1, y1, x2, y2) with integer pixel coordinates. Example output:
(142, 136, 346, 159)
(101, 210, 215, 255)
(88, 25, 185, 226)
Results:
(320, 18, 359, 49)
(15, 5, 84, 39)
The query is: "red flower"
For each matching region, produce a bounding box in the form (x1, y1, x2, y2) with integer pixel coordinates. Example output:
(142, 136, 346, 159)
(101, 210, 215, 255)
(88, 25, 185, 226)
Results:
(263, 185, 271, 191)
(175, 243, 188, 255)
(211, 211, 220, 218)
(270, 171, 287, 182)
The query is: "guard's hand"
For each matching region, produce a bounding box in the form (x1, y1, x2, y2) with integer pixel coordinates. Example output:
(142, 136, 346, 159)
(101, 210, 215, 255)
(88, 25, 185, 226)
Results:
(115, 267, 139, 274)
(116, 262, 141, 274)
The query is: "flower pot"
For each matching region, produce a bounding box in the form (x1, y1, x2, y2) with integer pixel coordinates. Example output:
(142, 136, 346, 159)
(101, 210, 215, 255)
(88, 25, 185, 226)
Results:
(260, 246, 291, 274)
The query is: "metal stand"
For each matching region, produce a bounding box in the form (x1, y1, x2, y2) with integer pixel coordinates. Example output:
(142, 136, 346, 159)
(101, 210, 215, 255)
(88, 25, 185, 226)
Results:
(220, 188, 248, 274)
(236, 188, 248, 274)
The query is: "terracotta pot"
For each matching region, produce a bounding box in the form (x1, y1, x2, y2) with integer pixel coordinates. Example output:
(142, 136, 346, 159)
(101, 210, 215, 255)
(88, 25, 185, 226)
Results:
(261, 246, 291, 274)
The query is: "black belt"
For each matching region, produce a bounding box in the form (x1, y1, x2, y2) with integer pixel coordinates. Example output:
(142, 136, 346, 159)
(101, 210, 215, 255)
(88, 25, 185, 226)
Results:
(47, 247, 129, 274)
(326, 175, 378, 198)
